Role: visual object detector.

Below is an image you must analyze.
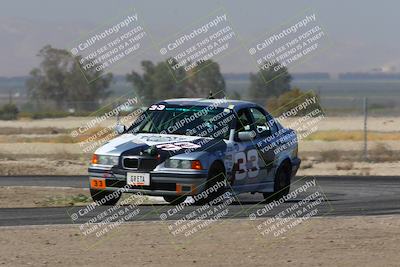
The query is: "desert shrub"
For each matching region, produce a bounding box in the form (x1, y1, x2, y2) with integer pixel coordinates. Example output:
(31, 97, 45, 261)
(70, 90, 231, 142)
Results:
(319, 150, 342, 161)
(266, 88, 322, 117)
(0, 103, 19, 120)
(300, 161, 313, 169)
(336, 162, 354, 170)
(369, 143, 396, 162)
(19, 110, 92, 119)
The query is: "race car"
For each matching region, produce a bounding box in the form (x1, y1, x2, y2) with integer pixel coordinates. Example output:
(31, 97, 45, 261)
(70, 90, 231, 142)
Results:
(88, 98, 301, 205)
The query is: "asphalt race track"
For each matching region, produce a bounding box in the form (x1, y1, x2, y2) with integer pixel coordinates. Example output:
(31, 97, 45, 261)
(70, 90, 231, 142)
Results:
(0, 176, 399, 226)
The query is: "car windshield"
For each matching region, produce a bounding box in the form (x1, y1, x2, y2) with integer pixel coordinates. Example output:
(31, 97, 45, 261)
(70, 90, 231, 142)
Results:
(128, 104, 235, 139)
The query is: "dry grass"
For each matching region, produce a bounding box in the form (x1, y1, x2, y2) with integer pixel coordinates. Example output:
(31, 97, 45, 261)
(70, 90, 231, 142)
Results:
(0, 135, 76, 143)
(319, 150, 342, 161)
(41, 193, 92, 207)
(2, 129, 399, 144)
(315, 143, 398, 163)
(300, 161, 313, 169)
(368, 143, 396, 162)
(0, 126, 113, 144)
(0, 152, 87, 161)
(305, 130, 400, 141)
(0, 127, 69, 135)
(336, 162, 354, 170)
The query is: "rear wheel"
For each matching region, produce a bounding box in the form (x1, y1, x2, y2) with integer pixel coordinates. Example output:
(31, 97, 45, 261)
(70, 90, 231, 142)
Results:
(193, 163, 226, 205)
(163, 195, 187, 205)
(90, 189, 121, 206)
(263, 162, 291, 201)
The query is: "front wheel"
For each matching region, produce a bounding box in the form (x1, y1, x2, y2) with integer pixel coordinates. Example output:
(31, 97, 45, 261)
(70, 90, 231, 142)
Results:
(90, 189, 121, 206)
(193, 163, 226, 205)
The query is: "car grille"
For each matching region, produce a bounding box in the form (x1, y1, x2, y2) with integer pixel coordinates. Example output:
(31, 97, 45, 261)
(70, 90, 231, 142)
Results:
(123, 158, 138, 169)
(105, 179, 176, 191)
(139, 158, 159, 170)
(122, 157, 158, 171)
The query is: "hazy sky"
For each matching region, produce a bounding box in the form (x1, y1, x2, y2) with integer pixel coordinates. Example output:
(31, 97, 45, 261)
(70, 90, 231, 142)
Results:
(0, 0, 399, 76)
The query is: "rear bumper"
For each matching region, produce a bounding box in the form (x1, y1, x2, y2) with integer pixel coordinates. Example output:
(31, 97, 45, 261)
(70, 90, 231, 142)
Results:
(88, 168, 207, 196)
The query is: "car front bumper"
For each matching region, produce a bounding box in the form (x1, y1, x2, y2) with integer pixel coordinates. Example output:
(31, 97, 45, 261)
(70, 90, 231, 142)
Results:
(88, 168, 208, 196)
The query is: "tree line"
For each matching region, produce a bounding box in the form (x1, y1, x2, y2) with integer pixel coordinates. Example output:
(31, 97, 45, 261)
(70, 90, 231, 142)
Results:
(24, 45, 298, 113)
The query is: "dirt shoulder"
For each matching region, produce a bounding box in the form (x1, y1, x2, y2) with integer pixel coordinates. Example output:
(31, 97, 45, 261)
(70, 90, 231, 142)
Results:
(0, 158, 88, 176)
(0, 186, 164, 208)
(297, 161, 400, 176)
(0, 186, 90, 208)
(0, 115, 398, 176)
(0, 216, 398, 266)
(1, 157, 398, 176)
(1, 116, 398, 131)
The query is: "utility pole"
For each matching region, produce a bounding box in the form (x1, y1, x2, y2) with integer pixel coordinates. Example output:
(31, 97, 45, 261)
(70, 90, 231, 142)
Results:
(116, 101, 120, 125)
(363, 97, 368, 161)
(8, 89, 12, 104)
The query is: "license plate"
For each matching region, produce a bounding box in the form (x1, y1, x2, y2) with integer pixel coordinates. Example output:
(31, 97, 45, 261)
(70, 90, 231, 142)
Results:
(127, 172, 150, 186)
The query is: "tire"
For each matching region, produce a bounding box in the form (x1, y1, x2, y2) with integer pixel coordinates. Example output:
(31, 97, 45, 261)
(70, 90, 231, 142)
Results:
(163, 195, 187, 205)
(193, 163, 226, 205)
(90, 189, 121, 206)
(263, 162, 291, 201)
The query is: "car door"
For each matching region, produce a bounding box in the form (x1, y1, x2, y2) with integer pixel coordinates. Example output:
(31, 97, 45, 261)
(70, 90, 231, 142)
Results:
(249, 107, 279, 183)
(232, 108, 260, 186)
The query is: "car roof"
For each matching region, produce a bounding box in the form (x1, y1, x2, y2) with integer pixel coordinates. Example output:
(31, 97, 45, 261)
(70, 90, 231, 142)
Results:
(158, 98, 260, 111)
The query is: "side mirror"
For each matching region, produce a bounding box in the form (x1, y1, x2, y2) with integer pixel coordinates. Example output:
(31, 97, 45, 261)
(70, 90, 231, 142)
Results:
(114, 124, 126, 135)
(256, 125, 271, 136)
(238, 131, 256, 141)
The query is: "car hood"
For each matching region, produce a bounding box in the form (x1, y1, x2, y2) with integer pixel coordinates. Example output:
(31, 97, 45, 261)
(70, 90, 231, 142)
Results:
(94, 133, 226, 158)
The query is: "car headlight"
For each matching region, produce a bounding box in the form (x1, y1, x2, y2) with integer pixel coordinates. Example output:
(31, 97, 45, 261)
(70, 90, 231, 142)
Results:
(164, 159, 202, 170)
(92, 154, 119, 166)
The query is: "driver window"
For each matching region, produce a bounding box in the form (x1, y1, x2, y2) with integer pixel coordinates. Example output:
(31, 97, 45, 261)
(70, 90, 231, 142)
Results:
(250, 108, 271, 136)
(235, 109, 252, 132)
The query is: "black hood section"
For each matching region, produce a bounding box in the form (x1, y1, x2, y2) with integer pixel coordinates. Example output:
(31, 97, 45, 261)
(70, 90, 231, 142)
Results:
(119, 137, 226, 163)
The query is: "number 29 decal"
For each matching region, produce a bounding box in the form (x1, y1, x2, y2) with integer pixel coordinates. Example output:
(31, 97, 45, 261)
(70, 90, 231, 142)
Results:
(234, 149, 260, 180)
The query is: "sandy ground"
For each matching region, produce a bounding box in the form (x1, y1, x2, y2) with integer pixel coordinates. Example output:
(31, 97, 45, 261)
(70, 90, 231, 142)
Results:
(0, 116, 399, 176)
(0, 186, 164, 208)
(282, 116, 400, 132)
(0, 117, 115, 129)
(1, 116, 399, 132)
(0, 143, 83, 155)
(297, 161, 400, 176)
(1, 117, 398, 266)
(0, 186, 89, 208)
(0, 140, 399, 156)
(0, 216, 398, 266)
(0, 158, 398, 176)
(0, 156, 398, 177)
(0, 158, 88, 176)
